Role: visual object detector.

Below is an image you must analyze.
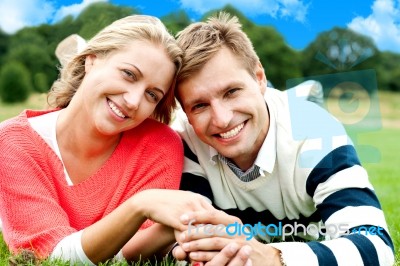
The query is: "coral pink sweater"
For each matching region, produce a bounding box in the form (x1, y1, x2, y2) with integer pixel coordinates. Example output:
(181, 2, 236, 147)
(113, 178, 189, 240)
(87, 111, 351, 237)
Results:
(0, 110, 183, 258)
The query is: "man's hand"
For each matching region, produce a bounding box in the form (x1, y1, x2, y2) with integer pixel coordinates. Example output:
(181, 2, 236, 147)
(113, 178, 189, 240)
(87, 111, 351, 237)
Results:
(173, 210, 282, 266)
(172, 242, 252, 266)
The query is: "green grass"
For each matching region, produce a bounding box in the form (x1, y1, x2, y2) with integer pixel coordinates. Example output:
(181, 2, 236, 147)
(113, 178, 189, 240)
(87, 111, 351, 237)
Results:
(0, 92, 399, 265)
(358, 128, 400, 264)
(0, 93, 48, 121)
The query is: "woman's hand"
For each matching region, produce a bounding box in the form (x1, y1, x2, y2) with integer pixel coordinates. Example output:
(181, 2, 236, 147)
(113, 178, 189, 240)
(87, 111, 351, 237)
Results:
(132, 189, 215, 231)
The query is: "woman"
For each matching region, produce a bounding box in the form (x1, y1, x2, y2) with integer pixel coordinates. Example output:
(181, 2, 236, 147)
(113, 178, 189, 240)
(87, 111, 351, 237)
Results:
(0, 15, 213, 265)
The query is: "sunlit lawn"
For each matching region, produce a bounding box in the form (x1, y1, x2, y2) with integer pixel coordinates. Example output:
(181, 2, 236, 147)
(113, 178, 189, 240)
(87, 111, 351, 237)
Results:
(0, 92, 399, 265)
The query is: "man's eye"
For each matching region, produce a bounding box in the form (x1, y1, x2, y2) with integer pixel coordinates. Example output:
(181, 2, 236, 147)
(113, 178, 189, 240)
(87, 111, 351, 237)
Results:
(192, 103, 207, 111)
(226, 88, 239, 96)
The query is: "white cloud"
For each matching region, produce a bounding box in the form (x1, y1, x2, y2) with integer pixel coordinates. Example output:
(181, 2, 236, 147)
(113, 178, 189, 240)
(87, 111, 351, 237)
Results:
(347, 0, 400, 52)
(0, 0, 55, 33)
(179, 0, 309, 22)
(53, 0, 107, 22)
(0, 0, 108, 34)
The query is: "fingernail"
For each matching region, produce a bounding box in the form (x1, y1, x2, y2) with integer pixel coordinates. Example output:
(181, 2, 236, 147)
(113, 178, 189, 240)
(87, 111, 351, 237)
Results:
(192, 262, 202, 266)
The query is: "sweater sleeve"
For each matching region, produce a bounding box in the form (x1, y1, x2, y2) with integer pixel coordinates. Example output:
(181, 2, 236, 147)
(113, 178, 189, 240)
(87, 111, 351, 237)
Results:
(270, 166, 395, 265)
(0, 121, 76, 258)
(270, 102, 394, 265)
(142, 126, 184, 229)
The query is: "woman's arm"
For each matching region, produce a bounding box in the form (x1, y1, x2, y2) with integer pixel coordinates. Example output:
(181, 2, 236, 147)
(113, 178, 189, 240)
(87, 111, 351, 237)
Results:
(81, 189, 214, 264)
(121, 223, 175, 261)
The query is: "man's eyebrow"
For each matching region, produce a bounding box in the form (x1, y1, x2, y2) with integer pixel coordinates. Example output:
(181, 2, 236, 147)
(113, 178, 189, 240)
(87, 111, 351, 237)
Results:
(184, 97, 207, 109)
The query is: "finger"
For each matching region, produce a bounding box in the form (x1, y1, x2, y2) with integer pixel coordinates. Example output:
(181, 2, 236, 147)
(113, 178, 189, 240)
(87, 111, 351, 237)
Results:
(190, 250, 220, 262)
(172, 245, 188, 261)
(181, 237, 231, 252)
(182, 225, 230, 242)
(202, 242, 240, 266)
(226, 245, 252, 266)
(193, 244, 252, 266)
(181, 210, 241, 226)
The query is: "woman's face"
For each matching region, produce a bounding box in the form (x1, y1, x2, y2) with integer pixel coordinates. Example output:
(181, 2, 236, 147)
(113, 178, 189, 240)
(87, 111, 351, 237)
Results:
(78, 40, 175, 136)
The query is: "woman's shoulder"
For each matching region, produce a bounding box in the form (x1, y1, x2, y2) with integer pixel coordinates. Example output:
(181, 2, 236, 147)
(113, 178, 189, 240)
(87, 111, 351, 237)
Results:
(120, 118, 183, 156)
(0, 110, 28, 136)
(1, 109, 54, 132)
(0, 109, 58, 146)
(121, 118, 182, 152)
(128, 118, 180, 139)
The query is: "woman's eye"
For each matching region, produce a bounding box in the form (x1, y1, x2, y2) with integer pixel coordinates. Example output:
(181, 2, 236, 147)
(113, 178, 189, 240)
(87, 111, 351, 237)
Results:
(192, 103, 207, 111)
(146, 90, 159, 103)
(122, 69, 137, 80)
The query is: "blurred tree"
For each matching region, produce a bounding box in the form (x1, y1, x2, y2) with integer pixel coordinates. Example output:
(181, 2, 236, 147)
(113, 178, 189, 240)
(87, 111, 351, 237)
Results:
(301, 27, 400, 91)
(76, 2, 136, 39)
(161, 10, 191, 35)
(377, 52, 400, 92)
(1, 2, 399, 94)
(6, 29, 54, 93)
(0, 29, 9, 66)
(37, 16, 80, 48)
(33, 72, 50, 93)
(301, 27, 379, 76)
(36, 17, 81, 70)
(0, 61, 31, 103)
(249, 25, 302, 90)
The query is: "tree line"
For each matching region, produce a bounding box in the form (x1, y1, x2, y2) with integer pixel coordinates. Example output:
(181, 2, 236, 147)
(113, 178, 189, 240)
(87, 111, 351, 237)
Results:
(0, 3, 399, 103)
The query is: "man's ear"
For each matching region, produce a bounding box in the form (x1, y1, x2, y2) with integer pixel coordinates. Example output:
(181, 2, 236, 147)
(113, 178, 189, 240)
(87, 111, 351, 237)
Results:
(85, 54, 97, 73)
(255, 61, 267, 94)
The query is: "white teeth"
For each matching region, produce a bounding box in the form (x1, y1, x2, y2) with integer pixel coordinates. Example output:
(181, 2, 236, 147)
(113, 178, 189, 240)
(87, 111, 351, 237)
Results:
(107, 100, 126, 118)
(220, 123, 244, 139)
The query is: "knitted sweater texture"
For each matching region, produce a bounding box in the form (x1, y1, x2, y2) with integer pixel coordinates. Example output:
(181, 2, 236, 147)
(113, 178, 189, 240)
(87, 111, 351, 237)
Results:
(0, 110, 183, 258)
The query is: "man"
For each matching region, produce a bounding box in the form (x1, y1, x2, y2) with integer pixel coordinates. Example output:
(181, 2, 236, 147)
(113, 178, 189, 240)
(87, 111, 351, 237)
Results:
(171, 12, 394, 265)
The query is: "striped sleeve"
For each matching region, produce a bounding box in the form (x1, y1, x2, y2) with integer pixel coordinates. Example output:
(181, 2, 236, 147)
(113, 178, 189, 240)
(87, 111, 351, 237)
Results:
(272, 145, 394, 265)
(179, 141, 214, 202)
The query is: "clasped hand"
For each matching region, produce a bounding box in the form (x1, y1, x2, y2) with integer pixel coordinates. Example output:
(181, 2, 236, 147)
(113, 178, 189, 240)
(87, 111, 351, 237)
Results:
(171, 210, 284, 266)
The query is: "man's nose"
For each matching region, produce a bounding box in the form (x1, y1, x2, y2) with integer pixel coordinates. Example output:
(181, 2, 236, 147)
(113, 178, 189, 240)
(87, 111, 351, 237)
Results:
(211, 102, 233, 129)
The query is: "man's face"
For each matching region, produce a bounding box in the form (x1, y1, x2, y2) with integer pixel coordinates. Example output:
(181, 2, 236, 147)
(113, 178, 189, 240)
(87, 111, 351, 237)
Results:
(177, 47, 269, 170)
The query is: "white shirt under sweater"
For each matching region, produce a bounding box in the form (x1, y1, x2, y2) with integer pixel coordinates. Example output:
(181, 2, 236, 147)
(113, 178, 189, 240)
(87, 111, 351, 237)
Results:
(172, 87, 394, 265)
(28, 110, 124, 265)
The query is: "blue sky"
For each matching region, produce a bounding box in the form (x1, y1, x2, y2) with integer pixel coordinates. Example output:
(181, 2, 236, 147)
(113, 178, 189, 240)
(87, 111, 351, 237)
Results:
(1, 0, 400, 53)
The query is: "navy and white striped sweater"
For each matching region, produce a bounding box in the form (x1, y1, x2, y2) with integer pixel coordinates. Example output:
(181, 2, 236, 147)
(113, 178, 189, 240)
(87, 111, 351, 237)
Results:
(172, 87, 394, 265)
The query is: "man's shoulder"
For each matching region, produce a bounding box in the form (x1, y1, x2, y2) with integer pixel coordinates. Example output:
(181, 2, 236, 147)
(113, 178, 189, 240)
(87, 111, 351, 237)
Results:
(171, 108, 198, 140)
(171, 108, 211, 159)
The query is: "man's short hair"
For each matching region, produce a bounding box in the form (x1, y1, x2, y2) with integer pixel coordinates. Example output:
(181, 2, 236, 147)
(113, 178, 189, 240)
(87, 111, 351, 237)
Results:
(176, 12, 260, 84)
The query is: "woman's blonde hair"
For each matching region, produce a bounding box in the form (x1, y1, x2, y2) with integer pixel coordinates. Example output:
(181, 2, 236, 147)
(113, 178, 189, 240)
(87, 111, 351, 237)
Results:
(48, 15, 182, 124)
(176, 12, 259, 86)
